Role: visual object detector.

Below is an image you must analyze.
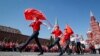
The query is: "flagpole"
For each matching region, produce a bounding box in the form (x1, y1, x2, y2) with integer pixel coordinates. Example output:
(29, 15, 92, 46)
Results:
(46, 19, 53, 28)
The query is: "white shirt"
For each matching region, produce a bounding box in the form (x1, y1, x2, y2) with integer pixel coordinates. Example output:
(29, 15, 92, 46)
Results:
(95, 44, 99, 49)
(70, 37, 75, 42)
(80, 40, 86, 45)
(75, 36, 81, 42)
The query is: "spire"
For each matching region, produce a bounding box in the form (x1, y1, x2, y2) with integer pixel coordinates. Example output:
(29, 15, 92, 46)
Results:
(51, 17, 59, 32)
(55, 17, 58, 26)
(90, 10, 96, 21)
(90, 10, 94, 16)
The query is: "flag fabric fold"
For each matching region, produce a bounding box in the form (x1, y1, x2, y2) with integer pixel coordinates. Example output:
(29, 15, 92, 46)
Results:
(24, 8, 46, 20)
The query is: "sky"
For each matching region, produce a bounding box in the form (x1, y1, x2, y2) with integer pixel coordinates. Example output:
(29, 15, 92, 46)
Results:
(0, 0, 100, 39)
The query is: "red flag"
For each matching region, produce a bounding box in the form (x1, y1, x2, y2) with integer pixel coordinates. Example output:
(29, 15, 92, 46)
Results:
(60, 25, 74, 46)
(24, 8, 46, 20)
(65, 24, 74, 35)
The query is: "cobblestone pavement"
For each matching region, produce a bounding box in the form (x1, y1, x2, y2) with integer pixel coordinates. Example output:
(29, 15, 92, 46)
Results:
(0, 52, 100, 56)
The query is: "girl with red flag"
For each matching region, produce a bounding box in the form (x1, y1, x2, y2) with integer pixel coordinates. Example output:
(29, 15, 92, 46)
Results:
(59, 24, 74, 56)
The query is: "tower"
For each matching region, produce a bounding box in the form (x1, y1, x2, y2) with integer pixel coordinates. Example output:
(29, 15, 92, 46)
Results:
(89, 11, 100, 43)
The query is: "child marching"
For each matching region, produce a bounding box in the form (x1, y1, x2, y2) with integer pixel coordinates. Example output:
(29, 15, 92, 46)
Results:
(20, 8, 50, 55)
(59, 24, 74, 56)
(48, 18, 63, 55)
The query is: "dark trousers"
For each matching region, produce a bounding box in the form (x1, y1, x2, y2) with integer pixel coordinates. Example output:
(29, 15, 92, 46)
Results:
(81, 44, 85, 54)
(49, 38, 62, 52)
(21, 31, 43, 52)
(64, 39, 71, 54)
(98, 48, 100, 54)
(91, 48, 96, 54)
(76, 42, 82, 54)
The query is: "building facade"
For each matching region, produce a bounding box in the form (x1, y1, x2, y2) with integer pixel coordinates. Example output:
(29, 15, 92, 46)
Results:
(87, 11, 100, 44)
(0, 25, 21, 34)
(0, 25, 49, 45)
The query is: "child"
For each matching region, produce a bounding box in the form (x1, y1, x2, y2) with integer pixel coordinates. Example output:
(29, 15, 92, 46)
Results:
(20, 17, 50, 55)
(48, 25, 63, 54)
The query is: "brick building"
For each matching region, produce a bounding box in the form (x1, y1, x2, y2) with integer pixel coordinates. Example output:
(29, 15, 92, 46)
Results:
(87, 11, 100, 44)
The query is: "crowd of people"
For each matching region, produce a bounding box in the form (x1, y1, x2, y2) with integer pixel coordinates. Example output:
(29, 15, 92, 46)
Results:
(0, 41, 18, 51)
(0, 41, 59, 52)
(0, 34, 100, 55)
(66, 34, 100, 55)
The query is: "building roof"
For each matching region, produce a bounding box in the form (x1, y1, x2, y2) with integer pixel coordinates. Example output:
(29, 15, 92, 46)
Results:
(0, 25, 21, 34)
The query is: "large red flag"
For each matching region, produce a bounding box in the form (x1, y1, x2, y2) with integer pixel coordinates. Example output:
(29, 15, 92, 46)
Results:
(24, 8, 46, 20)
